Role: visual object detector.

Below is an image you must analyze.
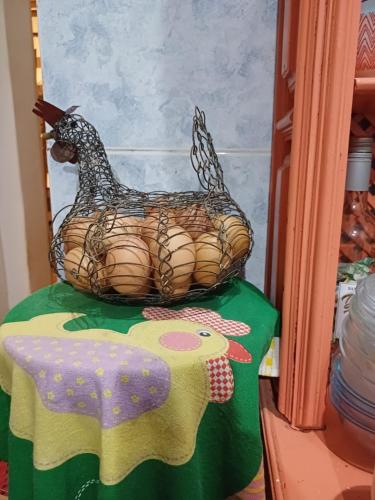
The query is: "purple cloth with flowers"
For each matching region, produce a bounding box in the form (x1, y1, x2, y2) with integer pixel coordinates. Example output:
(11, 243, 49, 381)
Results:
(4, 335, 170, 428)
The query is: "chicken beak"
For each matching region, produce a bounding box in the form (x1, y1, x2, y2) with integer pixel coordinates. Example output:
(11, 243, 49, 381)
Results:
(40, 131, 55, 140)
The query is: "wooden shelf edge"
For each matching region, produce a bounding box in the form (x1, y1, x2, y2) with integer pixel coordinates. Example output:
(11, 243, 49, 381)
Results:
(354, 77, 375, 94)
(260, 379, 286, 500)
(260, 379, 373, 500)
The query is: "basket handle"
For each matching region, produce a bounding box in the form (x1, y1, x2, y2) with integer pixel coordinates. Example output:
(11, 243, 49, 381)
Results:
(190, 107, 227, 193)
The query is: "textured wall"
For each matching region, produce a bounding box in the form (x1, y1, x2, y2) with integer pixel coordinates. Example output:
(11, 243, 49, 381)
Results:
(37, 0, 277, 289)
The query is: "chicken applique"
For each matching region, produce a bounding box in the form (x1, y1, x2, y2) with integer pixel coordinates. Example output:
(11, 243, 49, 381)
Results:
(142, 307, 252, 402)
(0, 310, 252, 484)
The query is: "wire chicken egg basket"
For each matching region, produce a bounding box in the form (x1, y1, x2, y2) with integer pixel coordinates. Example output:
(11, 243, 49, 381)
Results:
(34, 100, 253, 304)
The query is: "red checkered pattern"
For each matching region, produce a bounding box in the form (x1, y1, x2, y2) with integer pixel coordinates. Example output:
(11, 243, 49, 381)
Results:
(0, 460, 8, 497)
(142, 307, 250, 336)
(206, 355, 234, 403)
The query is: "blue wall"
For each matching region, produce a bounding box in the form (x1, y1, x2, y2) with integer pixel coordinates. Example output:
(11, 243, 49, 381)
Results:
(37, 0, 277, 289)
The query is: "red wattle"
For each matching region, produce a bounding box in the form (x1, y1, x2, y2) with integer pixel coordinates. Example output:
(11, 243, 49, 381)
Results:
(226, 339, 252, 363)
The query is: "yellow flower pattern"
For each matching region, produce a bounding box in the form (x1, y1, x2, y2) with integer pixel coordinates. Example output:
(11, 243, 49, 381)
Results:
(53, 373, 63, 382)
(76, 376, 85, 385)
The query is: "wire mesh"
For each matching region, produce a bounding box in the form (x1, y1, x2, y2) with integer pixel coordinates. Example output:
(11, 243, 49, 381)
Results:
(48, 107, 253, 304)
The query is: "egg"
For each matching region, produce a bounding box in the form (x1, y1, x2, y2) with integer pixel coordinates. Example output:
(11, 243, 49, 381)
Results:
(64, 247, 91, 290)
(133, 282, 151, 297)
(141, 216, 160, 246)
(105, 236, 151, 295)
(91, 263, 111, 292)
(153, 271, 192, 297)
(102, 215, 143, 249)
(64, 247, 108, 291)
(213, 215, 251, 260)
(194, 231, 232, 286)
(62, 216, 96, 252)
(176, 204, 213, 239)
(149, 226, 196, 285)
(145, 197, 177, 225)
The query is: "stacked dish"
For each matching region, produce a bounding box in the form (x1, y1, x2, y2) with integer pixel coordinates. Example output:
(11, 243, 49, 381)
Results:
(329, 273, 375, 458)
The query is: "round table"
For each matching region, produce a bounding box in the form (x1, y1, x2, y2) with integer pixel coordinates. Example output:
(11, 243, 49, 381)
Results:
(0, 279, 278, 500)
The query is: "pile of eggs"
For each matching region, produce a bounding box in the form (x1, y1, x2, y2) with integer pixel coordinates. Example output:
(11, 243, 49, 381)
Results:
(62, 203, 251, 300)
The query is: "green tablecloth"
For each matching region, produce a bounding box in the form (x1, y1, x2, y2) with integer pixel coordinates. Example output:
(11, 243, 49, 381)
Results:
(0, 279, 278, 500)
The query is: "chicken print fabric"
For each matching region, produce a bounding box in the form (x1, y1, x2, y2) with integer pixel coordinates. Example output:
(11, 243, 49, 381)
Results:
(3, 336, 170, 428)
(0, 309, 252, 485)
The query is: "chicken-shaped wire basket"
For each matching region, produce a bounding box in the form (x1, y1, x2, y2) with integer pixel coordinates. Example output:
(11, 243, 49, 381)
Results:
(33, 99, 253, 304)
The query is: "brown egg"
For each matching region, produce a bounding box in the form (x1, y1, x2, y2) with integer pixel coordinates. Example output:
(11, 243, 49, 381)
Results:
(154, 271, 192, 297)
(64, 247, 108, 292)
(62, 216, 96, 252)
(102, 215, 143, 249)
(141, 216, 161, 246)
(64, 247, 91, 290)
(213, 215, 251, 260)
(145, 197, 177, 225)
(176, 204, 213, 239)
(105, 236, 151, 295)
(149, 226, 196, 285)
(133, 282, 151, 297)
(91, 263, 111, 292)
(194, 232, 232, 286)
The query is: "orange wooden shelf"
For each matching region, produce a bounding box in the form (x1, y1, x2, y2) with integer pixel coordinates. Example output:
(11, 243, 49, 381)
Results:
(353, 76, 375, 114)
(354, 77, 375, 94)
(260, 379, 373, 500)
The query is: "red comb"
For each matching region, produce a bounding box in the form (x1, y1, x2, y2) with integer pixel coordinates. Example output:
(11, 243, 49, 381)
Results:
(142, 307, 251, 337)
(32, 98, 65, 126)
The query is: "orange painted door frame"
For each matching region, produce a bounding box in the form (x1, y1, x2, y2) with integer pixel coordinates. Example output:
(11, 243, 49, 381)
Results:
(267, 0, 361, 428)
